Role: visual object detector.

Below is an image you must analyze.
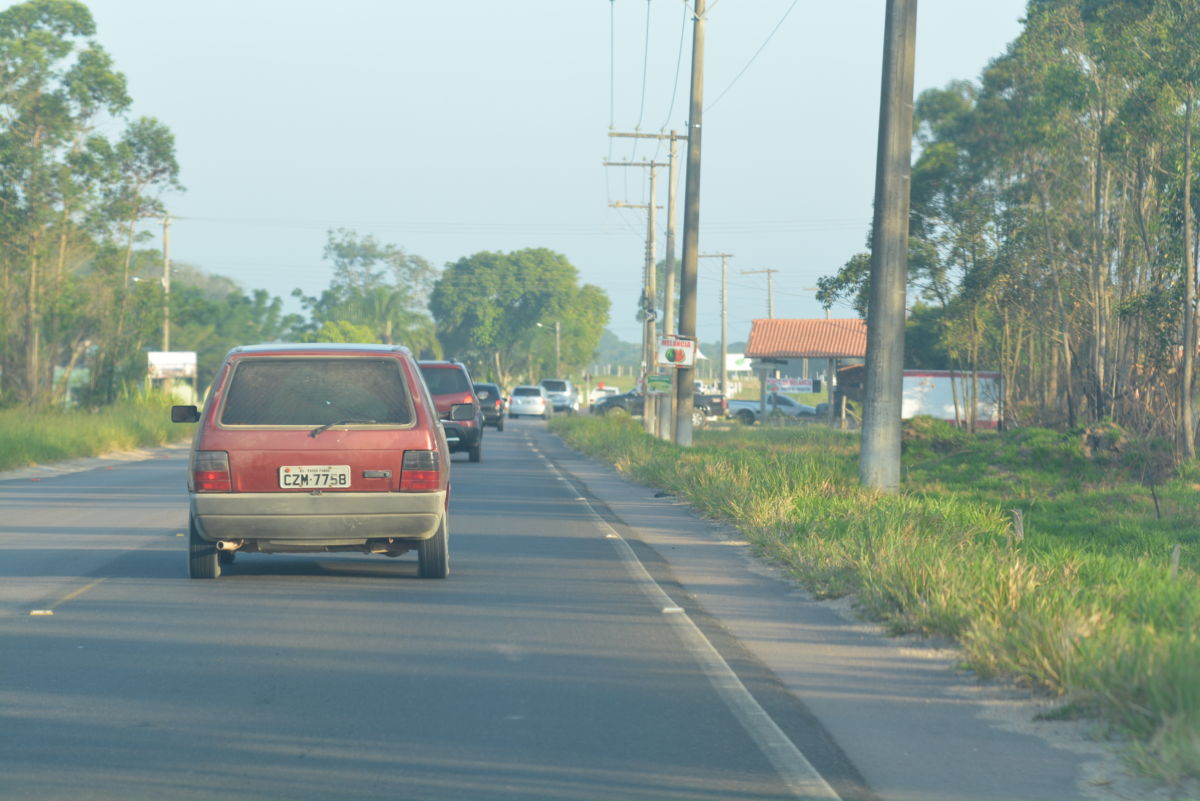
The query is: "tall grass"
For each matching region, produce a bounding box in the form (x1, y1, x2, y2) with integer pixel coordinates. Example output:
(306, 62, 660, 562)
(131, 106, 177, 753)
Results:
(0, 393, 187, 472)
(552, 415, 1200, 784)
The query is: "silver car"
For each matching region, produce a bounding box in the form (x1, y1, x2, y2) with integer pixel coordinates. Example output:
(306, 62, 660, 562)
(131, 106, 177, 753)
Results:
(508, 385, 552, 419)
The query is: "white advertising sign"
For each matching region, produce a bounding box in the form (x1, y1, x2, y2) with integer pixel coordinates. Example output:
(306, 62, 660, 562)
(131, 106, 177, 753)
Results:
(147, 351, 197, 379)
(767, 377, 815, 393)
(656, 336, 696, 367)
(726, 353, 752, 372)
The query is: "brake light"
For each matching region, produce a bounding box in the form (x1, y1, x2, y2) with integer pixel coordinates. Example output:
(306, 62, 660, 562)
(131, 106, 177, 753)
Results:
(494, 399, 502, 410)
(401, 450, 442, 491)
(193, 451, 231, 492)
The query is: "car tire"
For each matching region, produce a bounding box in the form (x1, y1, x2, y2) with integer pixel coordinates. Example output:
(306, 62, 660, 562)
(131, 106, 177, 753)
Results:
(736, 409, 756, 426)
(469, 439, 482, 463)
(187, 515, 220, 579)
(692, 408, 705, 429)
(496, 418, 504, 432)
(604, 405, 628, 417)
(509, 413, 518, 419)
(418, 518, 449, 578)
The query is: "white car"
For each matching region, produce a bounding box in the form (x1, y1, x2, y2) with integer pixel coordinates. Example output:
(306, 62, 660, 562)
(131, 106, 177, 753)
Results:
(539, 378, 579, 414)
(588, 386, 618, 406)
(508, 385, 552, 419)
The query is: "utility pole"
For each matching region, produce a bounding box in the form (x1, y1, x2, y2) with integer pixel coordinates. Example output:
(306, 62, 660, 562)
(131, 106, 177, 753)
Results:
(161, 215, 172, 352)
(674, 0, 706, 447)
(607, 158, 669, 436)
(608, 131, 687, 441)
(610, 197, 661, 434)
(701, 254, 733, 396)
(861, 0, 918, 492)
(741, 269, 778, 318)
(608, 132, 687, 332)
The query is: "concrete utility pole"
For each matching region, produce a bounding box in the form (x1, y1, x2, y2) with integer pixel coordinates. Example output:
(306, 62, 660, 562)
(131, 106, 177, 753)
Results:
(741, 268, 778, 318)
(161, 215, 172, 352)
(608, 131, 687, 441)
(674, 0, 706, 447)
(861, 0, 918, 492)
(700, 254, 733, 396)
(610, 197, 661, 434)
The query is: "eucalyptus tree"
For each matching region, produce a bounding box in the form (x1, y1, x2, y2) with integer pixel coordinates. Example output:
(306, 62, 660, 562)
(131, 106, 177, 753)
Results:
(0, 0, 130, 403)
(292, 229, 440, 356)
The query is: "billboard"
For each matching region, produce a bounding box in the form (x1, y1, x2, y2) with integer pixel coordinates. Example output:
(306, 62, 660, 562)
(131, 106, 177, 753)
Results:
(147, 351, 197, 379)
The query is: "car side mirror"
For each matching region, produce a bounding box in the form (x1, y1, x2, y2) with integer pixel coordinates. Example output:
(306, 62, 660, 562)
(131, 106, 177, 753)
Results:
(171, 405, 200, 423)
(449, 403, 475, 421)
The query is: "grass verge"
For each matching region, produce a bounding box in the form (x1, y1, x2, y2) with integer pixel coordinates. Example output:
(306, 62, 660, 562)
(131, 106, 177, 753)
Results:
(0, 394, 188, 472)
(551, 414, 1200, 785)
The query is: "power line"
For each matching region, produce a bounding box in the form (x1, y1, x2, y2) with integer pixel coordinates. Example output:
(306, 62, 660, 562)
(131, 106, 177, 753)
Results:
(634, 0, 654, 146)
(653, 0, 690, 163)
(706, 0, 800, 112)
(609, 0, 617, 135)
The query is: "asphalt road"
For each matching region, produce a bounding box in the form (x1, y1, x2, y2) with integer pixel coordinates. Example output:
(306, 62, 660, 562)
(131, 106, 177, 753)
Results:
(0, 419, 866, 801)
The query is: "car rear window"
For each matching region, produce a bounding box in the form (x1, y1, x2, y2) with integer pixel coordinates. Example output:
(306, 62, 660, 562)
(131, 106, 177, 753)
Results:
(420, 365, 471, 395)
(473, 385, 497, 401)
(220, 358, 412, 426)
(513, 387, 542, 397)
(541, 380, 567, 392)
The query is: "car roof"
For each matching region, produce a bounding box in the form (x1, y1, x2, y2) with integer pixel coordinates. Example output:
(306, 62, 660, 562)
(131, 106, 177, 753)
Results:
(227, 343, 411, 357)
(513, 385, 543, 391)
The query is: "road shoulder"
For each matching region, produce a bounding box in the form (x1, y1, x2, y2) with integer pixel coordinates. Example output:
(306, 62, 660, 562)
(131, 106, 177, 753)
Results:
(531, 426, 1172, 801)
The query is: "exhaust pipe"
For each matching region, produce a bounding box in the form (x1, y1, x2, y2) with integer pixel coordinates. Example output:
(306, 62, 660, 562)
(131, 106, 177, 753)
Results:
(216, 540, 243, 551)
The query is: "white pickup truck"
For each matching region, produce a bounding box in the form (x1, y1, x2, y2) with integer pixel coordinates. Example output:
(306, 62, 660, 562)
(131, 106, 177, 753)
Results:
(727, 393, 817, 425)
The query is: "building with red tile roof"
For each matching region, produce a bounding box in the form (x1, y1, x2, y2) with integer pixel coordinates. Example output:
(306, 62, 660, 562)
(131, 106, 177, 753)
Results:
(745, 318, 867, 359)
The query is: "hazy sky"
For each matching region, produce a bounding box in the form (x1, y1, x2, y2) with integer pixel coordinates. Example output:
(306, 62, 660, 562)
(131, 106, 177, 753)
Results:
(77, 0, 1028, 346)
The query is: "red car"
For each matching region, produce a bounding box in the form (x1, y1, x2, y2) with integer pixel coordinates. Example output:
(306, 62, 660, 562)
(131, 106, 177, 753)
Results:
(418, 360, 484, 462)
(171, 343, 466, 579)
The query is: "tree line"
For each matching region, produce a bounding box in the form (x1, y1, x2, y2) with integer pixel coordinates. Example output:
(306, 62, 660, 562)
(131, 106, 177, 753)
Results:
(0, 1, 610, 406)
(820, 0, 1200, 456)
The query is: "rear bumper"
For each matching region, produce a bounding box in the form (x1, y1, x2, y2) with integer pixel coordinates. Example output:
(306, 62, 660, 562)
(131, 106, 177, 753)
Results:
(191, 490, 447, 544)
(441, 422, 482, 450)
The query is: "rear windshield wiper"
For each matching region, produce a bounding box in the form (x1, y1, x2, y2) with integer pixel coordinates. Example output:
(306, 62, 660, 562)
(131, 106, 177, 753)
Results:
(309, 419, 377, 438)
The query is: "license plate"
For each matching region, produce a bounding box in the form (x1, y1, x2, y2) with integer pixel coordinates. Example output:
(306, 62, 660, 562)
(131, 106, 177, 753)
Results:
(279, 465, 351, 489)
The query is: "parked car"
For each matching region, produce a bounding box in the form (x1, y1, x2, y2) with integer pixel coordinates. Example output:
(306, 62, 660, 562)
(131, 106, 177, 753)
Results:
(539, 378, 580, 414)
(728, 392, 817, 425)
(170, 343, 455, 580)
(588, 385, 619, 407)
(509, 385, 552, 419)
(472, 382, 505, 431)
(419, 360, 484, 462)
(590, 386, 728, 428)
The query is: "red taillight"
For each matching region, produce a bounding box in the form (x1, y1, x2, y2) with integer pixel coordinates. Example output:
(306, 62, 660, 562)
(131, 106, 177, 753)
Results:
(193, 451, 231, 492)
(494, 399, 502, 410)
(400, 450, 442, 491)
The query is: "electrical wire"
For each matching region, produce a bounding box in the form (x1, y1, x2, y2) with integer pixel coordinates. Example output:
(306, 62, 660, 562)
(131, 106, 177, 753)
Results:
(706, 0, 800, 113)
(632, 0, 654, 162)
(609, 0, 617, 137)
(652, 0, 690, 164)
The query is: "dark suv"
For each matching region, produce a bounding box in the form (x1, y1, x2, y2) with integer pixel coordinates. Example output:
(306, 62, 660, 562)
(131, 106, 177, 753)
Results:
(170, 343, 458, 579)
(472, 382, 505, 431)
(418, 361, 484, 462)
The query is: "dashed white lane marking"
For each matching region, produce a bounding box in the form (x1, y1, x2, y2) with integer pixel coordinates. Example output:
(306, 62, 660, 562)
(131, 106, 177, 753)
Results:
(527, 433, 843, 801)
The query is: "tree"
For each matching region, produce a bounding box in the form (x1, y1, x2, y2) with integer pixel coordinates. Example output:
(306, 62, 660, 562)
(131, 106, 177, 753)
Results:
(292, 229, 440, 356)
(429, 248, 610, 385)
(0, 0, 130, 404)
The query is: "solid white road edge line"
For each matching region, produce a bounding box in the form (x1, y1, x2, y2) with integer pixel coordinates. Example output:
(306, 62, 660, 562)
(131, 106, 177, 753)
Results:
(533, 438, 843, 801)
